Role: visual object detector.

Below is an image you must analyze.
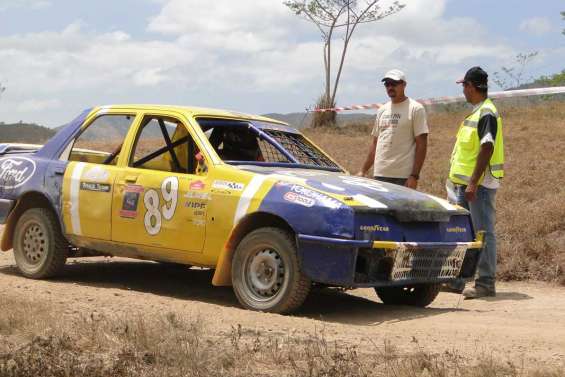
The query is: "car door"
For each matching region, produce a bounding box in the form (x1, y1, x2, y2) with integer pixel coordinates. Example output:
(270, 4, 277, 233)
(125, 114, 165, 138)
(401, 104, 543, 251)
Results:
(61, 112, 136, 240)
(111, 113, 210, 254)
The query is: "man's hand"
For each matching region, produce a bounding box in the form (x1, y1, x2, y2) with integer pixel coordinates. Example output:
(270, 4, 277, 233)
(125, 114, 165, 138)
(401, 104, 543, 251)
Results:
(405, 176, 418, 189)
(356, 171, 366, 177)
(465, 182, 478, 202)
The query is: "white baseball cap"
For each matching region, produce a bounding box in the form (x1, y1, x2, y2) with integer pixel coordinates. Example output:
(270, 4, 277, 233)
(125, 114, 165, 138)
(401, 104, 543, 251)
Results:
(381, 69, 406, 82)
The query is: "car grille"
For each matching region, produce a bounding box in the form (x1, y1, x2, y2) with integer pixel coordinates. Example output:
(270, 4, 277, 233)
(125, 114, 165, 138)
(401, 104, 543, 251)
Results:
(390, 245, 467, 281)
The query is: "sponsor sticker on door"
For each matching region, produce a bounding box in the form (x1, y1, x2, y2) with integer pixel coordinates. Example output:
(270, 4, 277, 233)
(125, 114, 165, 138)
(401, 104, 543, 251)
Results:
(212, 180, 245, 191)
(120, 184, 144, 218)
(189, 180, 206, 190)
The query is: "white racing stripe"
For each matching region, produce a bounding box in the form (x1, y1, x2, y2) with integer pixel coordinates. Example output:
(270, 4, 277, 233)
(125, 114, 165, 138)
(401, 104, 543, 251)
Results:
(354, 194, 388, 209)
(233, 175, 267, 225)
(70, 162, 86, 235)
(427, 194, 457, 211)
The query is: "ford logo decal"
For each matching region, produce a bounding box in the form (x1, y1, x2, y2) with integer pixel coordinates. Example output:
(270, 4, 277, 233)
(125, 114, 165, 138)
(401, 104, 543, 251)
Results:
(0, 157, 37, 189)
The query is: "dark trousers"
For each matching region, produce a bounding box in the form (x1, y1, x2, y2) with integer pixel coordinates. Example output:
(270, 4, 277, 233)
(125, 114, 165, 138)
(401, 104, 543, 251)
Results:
(374, 176, 407, 186)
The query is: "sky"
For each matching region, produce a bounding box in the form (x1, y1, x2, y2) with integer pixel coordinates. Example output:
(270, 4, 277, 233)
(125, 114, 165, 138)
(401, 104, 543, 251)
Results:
(0, 0, 563, 127)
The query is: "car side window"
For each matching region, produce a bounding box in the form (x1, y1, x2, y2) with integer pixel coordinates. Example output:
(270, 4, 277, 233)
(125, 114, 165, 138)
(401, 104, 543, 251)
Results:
(67, 114, 134, 165)
(130, 116, 199, 174)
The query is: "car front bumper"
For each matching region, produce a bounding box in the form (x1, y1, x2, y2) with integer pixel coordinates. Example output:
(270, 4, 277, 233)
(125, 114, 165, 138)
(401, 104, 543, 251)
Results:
(296, 233, 484, 288)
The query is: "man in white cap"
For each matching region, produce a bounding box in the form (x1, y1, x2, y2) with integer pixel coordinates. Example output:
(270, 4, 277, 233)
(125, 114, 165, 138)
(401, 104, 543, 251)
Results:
(357, 69, 428, 189)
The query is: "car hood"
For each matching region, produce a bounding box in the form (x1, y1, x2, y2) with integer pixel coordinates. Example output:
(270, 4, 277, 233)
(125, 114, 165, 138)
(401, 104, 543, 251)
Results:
(238, 165, 466, 222)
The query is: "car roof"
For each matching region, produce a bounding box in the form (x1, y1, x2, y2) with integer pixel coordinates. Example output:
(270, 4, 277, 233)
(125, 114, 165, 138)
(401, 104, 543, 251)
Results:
(96, 104, 289, 126)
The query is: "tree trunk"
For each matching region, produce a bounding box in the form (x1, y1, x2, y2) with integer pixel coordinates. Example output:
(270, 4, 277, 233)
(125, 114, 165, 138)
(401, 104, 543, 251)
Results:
(311, 94, 336, 128)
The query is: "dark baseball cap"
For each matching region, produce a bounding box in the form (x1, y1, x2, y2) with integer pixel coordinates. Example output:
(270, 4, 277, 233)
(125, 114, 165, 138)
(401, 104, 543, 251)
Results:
(456, 66, 488, 89)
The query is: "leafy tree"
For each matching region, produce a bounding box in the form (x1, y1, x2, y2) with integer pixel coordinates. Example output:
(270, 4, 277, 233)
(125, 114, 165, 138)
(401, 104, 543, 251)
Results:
(284, 0, 405, 127)
(492, 52, 538, 90)
(532, 69, 565, 87)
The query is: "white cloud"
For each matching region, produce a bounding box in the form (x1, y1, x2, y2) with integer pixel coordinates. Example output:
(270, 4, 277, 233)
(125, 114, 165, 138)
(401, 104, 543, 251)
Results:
(0, 0, 524, 126)
(0, 0, 51, 11)
(16, 98, 61, 112)
(133, 68, 167, 87)
(520, 17, 553, 36)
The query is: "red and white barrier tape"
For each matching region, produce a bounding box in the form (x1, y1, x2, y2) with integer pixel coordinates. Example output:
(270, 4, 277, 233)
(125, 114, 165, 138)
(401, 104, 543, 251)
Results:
(312, 86, 565, 112)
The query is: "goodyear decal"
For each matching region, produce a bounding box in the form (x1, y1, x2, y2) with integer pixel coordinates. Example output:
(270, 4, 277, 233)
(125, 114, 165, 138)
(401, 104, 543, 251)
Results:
(355, 213, 473, 242)
(359, 224, 390, 232)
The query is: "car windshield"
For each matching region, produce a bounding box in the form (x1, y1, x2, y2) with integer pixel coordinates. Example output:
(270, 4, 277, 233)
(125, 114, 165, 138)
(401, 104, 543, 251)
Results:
(196, 118, 342, 171)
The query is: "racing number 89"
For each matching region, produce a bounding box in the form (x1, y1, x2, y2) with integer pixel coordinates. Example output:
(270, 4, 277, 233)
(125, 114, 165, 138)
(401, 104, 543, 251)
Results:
(144, 177, 178, 235)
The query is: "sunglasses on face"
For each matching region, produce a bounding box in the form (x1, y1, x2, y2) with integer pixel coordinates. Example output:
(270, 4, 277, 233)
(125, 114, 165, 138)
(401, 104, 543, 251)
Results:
(384, 80, 402, 87)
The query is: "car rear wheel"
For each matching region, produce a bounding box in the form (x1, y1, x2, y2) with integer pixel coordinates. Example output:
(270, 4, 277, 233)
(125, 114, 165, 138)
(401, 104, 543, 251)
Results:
(13, 208, 68, 279)
(375, 284, 441, 307)
(231, 227, 310, 314)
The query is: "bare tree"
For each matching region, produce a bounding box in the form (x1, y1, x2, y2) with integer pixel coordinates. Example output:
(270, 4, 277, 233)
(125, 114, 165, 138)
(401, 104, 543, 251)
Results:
(0, 82, 5, 99)
(492, 52, 538, 90)
(284, 0, 404, 126)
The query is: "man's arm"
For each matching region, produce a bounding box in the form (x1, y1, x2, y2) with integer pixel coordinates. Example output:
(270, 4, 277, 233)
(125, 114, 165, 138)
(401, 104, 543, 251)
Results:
(406, 104, 429, 189)
(465, 112, 497, 201)
(405, 133, 427, 189)
(357, 136, 378, 176)
(465, 143, 493, 201)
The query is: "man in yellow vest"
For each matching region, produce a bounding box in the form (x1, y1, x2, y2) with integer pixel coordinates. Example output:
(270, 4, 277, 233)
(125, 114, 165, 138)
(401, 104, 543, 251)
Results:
(446, 66, 504, 299)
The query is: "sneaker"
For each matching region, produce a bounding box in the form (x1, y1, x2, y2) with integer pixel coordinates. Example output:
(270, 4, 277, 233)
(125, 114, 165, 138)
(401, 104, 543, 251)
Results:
(462, 286, 496, 299)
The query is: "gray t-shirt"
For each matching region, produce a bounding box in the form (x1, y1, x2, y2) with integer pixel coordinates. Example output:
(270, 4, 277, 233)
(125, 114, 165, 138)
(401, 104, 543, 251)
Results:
(371, 98, 429, 178)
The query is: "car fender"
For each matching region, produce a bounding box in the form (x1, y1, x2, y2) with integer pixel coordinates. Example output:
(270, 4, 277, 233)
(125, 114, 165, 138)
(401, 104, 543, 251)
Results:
(211, 180, 355, 286)
(1, 191, 61, 251)
(212, 211, 294, 286)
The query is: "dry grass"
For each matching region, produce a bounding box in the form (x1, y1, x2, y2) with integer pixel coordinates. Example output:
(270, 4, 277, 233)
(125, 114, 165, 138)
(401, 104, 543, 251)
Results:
(305, 100, 565, 285)
(0, 296, 563, 377)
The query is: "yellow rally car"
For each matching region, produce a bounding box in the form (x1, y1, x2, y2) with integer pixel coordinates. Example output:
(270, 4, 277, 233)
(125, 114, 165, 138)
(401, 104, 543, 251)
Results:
(0, 105, 483, 313)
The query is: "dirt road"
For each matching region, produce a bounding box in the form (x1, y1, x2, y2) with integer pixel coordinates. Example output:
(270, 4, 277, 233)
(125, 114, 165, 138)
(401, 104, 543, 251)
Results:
(1, 226, 564, 366)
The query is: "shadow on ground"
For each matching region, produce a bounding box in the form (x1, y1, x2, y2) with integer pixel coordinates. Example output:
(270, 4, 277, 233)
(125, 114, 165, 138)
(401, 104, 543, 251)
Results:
(298, 287, 471, 325)
(0, 258, 511, 325)
(466, 291, 533, 302)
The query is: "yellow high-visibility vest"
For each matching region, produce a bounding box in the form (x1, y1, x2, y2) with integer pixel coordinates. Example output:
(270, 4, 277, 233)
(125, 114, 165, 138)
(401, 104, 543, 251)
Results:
(449, 98, 504, 185)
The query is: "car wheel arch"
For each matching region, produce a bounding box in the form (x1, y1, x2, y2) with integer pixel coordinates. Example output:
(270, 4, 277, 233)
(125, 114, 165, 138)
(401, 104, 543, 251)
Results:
(1, 191, 60, 252)
(211, 211, 295, 286)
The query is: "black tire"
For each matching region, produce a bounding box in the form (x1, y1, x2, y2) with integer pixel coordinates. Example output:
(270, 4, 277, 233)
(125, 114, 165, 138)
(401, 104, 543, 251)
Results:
(13, 208, 68, 279)
(231, 227, 311, 314)
(375, 284, 441, 307)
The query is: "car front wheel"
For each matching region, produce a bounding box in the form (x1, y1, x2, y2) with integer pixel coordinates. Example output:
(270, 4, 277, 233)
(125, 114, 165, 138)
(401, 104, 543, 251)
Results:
(375, 284, 441, 307)
(13, 208, 68, 279)
(231, 227, 311, 314)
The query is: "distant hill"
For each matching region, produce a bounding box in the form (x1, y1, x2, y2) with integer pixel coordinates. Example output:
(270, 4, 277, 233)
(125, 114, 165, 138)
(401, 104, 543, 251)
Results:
(0, 122, 57, 143)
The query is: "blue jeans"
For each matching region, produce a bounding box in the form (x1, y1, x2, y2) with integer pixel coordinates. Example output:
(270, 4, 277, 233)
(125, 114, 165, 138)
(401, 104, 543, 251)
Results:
(451, 184, 497, 291)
